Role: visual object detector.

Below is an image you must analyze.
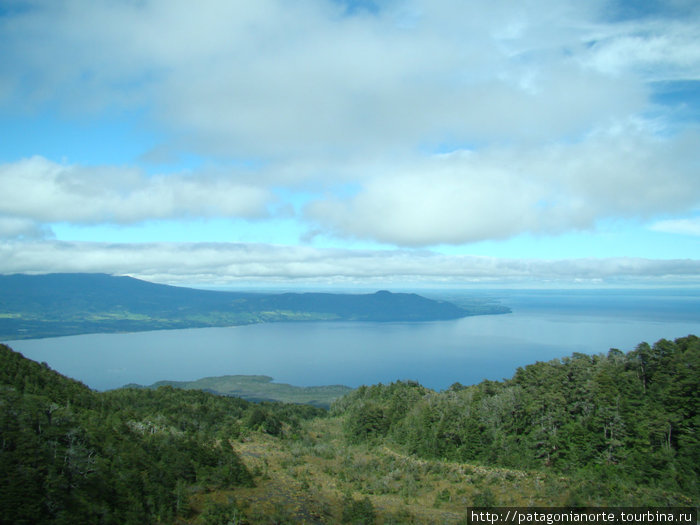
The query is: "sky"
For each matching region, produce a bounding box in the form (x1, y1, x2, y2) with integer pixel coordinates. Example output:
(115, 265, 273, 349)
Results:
(1, 0, 699, 288)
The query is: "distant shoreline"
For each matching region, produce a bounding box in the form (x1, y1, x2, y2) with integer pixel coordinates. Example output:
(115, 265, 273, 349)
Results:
(0, 273, 511, 341)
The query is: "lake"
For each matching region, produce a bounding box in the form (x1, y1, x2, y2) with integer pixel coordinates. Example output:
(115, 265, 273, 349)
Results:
(6, 289, 699, 392)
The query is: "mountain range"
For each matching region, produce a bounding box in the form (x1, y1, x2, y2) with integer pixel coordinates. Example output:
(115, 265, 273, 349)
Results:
(0, 273, 510, 339)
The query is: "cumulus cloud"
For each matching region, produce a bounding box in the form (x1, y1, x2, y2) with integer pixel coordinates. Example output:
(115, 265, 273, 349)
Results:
(305, 125, 700, 245)
(1, 1, 699, 248)
(0, 241, 698, 287)
(0, 216, 53, 240)
(650, 217, 700, 236)
(1, 0, 689, 158)
(0, 157, 272, 228)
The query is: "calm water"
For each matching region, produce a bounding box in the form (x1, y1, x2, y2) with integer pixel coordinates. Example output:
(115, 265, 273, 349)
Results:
(6, 289, 699, 391)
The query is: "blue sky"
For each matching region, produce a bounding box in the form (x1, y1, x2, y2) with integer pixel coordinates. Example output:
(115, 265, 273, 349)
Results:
(0, 0, 699, 287)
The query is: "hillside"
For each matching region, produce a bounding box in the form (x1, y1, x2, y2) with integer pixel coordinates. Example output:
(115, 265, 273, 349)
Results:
(131, 375, 353, 408)
(1, 336, 697, 523)
(0, 273, 509, 340)
(0, 343, 323, 524)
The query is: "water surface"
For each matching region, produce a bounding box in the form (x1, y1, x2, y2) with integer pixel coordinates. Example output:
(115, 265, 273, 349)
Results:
(6, 289, 699, 391)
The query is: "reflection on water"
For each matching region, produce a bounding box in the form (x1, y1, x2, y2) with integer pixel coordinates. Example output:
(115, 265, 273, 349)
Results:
(7, 289, 699, 391)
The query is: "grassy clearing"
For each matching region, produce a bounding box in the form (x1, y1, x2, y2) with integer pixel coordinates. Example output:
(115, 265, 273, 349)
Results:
(195, 416, 576, 524)
(86, 311, 154, 321)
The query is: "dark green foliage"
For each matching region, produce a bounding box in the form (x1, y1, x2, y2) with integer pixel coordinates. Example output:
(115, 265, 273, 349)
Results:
(0, 342, 94, 408)
(341, 494, 376, 524)
(0, 344, 324, 524)
(472, 488, 496, 507)
(334, 381, 429, 444)
(338, 336, 699, 504)
(345, 400, 390, 443)
(2, 332, 698, 520)
(245, 405, 282, 435)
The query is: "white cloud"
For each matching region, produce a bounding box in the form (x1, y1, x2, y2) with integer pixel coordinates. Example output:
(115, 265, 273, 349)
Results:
(0, 216, 53, 240)
(0, 157, 272, 229)
(0, 240, 698, 287)
(0, 0, 661, 158)
(1, 1, 699, 249)
(650, 217, 700, 236)
(305, 125, 700, 245)
(581, 19, 700, 81)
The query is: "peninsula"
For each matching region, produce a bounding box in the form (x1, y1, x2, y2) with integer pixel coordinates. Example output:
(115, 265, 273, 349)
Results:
(0, 273, 510, 340)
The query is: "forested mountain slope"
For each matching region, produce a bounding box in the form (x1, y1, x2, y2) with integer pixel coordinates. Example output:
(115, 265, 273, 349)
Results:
(1, 336, 697, 523)
(0, 273, 507, 339)
(335, 335, 699, 505)
(0, 343, 322, 524)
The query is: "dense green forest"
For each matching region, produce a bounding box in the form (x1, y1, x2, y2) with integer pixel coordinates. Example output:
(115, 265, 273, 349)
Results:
(1, 336, 697, 523)
(334, 335, 699, 505)
(0, 343, 323, 524)
(0, 273, 509, 340)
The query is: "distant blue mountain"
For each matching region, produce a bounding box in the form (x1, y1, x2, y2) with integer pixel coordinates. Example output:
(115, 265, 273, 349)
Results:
(0, 273, 509, 340)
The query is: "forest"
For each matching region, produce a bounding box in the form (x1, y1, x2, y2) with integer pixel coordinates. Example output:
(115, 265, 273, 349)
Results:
(334, 335, 698, 505)
(0, 335, 697, 523)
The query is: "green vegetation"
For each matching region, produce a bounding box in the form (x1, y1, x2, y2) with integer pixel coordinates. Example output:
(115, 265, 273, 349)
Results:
(335, 335, 699, 506)
(0, 273, 509, 340)
(0, 343, 323, 524)
(1, 335, 697, 523)
(132, 375, 353, 408)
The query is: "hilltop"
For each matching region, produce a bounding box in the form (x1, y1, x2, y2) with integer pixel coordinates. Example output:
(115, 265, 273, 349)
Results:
(0, 273, 509, 340)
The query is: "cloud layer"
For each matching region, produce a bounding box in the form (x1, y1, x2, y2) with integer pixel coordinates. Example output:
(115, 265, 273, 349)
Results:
(0, 157, 271, 236)
(1, 0, 699, 258)
(4, 1, 678, 152)
(306, 125, 700, 245)
(1, 241, 697, 287)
